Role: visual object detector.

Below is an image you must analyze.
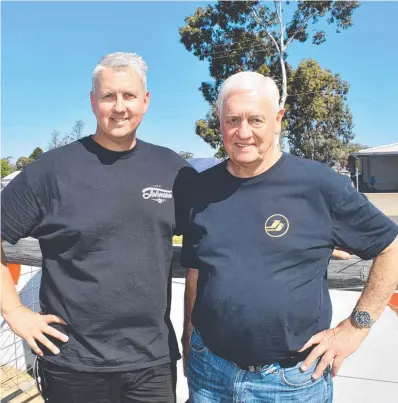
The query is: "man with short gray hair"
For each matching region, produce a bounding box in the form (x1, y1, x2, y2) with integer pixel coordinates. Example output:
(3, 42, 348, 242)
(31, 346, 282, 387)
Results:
(181, 71, 398, 402)
(1, 52, 194, 402)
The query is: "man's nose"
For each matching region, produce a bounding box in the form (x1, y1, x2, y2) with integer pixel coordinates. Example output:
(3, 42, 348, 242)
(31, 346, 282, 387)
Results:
(237, 121, 251, 139)
(113, 95, 126, 113)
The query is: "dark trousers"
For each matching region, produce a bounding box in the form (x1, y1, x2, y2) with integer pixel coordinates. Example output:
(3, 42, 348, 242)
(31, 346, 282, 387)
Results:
(38, 359, 177, 403)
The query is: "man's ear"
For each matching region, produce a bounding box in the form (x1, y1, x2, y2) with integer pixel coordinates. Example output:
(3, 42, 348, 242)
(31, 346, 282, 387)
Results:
(90, 91, 96, 114)
(276, 107, 285, 123)
(143, 91, 150, 114)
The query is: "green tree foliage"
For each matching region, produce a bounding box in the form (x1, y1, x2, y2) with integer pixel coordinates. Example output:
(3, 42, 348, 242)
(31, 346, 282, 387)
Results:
(179, 1, 360, 160)
(16, 157, 32, 170)
(1, 158, 13, 178)
(29, 147, 43, 160)
(286, 59, 354, 164)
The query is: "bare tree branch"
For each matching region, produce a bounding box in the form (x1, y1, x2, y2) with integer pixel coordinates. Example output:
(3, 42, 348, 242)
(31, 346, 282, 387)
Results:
(276, 0, 284, 50)
(275, 0, 287, 109)
(252, 6, 280, 54)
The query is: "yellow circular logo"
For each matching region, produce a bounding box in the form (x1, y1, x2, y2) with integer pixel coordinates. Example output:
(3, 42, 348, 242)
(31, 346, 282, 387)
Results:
(265, 214, 289, 237)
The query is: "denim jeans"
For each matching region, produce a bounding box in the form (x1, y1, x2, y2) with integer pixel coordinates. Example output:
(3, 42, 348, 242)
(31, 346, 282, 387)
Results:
(187, 329, 333, 403)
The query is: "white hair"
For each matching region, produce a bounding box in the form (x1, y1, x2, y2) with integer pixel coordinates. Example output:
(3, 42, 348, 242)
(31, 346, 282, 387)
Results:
(216, 72, 280, 114)
(92, 52, 148, 95)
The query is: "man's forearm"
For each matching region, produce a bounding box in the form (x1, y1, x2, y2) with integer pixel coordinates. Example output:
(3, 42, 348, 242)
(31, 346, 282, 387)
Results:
(1, 243, 23, 317)
(183, 268, 199, 336)
(355, 236, 398, 320)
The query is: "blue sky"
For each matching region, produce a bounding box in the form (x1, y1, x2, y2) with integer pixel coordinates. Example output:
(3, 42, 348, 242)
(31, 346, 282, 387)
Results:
(2, 1, 397, 160)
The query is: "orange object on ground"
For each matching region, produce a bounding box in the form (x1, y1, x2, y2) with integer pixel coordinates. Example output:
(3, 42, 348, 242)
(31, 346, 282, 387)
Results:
(7, 263, 21, 285)
(388, 293, 398, 308)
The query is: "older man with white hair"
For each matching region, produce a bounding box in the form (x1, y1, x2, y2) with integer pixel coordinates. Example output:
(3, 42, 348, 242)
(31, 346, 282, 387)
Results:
(1, 52, 194, 402)
(181, 71, 398, 402)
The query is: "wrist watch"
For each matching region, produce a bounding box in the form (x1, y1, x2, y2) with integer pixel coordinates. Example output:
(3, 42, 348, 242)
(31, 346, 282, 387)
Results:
(350, 310, 375, 329)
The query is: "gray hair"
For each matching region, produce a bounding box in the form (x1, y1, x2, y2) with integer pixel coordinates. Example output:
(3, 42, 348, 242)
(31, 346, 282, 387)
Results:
(92, 52, 148, 95)
(216, 72, 280, 114)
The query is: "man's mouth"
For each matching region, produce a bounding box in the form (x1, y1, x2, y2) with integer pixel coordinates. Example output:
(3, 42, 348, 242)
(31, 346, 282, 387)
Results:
(111, 118, 128, 123)
(235, 143, 254, 149)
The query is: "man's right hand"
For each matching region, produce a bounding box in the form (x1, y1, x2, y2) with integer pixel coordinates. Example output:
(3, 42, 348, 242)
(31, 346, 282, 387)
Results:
(4, 306, 68, 356)
(181, 329, 192, 377)
(182, 268, 198, 376)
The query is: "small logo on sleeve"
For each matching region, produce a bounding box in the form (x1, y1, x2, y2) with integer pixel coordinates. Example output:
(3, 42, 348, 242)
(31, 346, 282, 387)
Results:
(142, 186, 173, 204)
(265, 214, 289, 237)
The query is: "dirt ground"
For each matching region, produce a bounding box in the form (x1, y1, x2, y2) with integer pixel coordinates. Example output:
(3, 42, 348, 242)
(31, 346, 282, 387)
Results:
(365, 193, 398, 216)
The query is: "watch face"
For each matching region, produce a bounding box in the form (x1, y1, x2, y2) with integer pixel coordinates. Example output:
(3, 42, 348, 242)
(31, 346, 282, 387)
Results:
(354, 311, 371, 327)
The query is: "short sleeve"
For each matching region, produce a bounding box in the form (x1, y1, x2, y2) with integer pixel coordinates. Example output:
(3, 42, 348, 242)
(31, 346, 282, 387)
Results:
(173, 164, 200, 268)
(331, 181, 398, 260)
(1, 169, 44, 245)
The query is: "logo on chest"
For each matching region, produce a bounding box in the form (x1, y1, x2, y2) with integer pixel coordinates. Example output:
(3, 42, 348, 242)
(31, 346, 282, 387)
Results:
(265, 214, 289, 237)
(142, 186, 173, 204)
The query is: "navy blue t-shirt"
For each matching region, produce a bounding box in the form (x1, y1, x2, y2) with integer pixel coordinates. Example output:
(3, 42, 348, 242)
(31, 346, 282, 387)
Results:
(2, 136, 195, 371)
(181, 153, 398, 367)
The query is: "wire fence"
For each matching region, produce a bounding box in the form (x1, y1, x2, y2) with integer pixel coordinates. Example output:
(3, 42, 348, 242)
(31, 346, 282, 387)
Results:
(1, 265, 42, 403)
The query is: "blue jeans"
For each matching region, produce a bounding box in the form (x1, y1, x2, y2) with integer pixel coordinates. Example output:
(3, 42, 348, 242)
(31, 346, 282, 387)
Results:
(187, 329, 333, 403)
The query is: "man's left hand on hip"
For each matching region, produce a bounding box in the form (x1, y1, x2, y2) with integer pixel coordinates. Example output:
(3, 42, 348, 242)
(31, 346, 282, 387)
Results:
(298, 318, 369, 379)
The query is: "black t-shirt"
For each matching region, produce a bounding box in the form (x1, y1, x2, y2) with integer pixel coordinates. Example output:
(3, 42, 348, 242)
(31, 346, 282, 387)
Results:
(181, 153, 398, 367)
(1, 136, 195, 371)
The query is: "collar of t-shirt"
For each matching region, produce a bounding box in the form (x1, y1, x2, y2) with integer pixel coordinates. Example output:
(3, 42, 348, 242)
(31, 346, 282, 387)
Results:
(82, 135, 141, 164)
(223, 152, 288, 186)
